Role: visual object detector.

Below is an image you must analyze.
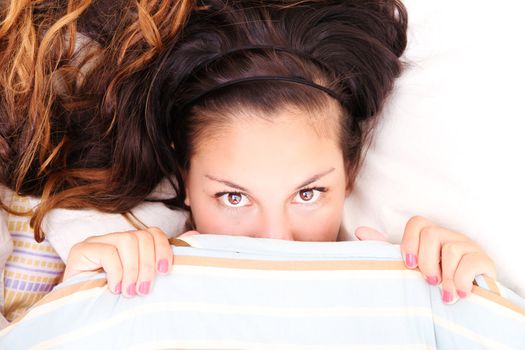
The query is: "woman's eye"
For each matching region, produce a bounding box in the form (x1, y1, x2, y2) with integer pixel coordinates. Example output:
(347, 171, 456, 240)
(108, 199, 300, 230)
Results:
(293, 188, 323, 204)
(217, 192, 250, 208)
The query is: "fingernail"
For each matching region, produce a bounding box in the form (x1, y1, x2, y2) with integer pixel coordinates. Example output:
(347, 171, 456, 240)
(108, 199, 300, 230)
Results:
(457, 290, 468, 298)
(127, 283, 136, 297)
(426, 276, 439, 285)
(405, 253, 417, 268)
(114, 281, 122, 294)
(157, 259, 169, 273)
(139, 281, 150, 295)
(442, 290, 453, 303)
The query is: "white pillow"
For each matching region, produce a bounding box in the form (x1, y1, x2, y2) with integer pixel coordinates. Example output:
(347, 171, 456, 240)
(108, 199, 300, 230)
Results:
(42, 178, 188, 260)
(342, 0, 525, 297)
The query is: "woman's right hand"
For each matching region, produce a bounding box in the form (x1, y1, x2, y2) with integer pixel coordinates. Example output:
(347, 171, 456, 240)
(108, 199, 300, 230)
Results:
(63, 227, 173, 298)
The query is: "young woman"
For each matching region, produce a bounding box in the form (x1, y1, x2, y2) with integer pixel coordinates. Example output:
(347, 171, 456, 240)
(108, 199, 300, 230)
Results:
(62, 0, 495, 304)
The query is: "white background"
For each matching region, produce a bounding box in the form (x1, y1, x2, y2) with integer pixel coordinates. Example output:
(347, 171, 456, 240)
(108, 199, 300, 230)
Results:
(344, 0, 525, 296)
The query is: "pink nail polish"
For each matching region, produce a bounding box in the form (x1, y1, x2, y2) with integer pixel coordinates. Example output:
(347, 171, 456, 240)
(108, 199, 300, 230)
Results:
(405, 253, 417, 268)
(157, 259, 169, 273)
(426, 276, 439, 285)
(139, 281, 151, 295)
(457, 290, 468, 298)
(127, 283, 136, 296)
(442, 290, 453, 303)
(114, 281, 122, 294)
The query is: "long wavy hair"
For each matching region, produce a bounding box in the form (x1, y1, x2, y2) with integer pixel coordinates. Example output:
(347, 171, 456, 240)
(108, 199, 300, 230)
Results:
(0, 0, 193, 240)
(0, 0, 407, 241)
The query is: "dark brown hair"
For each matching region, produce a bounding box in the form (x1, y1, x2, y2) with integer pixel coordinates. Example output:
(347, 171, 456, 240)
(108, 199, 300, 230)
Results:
(150, 0, 408, 208)
(0, 0, 407, 240)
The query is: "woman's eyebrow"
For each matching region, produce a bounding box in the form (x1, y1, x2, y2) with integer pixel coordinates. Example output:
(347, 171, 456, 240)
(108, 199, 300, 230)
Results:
(206, 168, 335, 192)
(295, 168, 335, 190)
(205, 175, 249, 192)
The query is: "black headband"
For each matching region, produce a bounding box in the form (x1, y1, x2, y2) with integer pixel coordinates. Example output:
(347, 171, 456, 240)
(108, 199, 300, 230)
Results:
(175, 46, 347, 113)
(177, 75, 346, 113)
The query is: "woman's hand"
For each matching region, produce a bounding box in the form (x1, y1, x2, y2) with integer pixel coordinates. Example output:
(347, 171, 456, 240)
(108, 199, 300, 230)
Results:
(63, 227, 173, 298)
(355, 216, 497, 303)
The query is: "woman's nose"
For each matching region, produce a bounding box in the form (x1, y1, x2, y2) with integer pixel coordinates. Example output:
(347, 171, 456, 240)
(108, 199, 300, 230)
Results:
(257, 212, 294, 241)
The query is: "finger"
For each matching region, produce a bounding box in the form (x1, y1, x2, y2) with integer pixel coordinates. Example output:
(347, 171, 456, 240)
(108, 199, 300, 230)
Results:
(134, 230, 156, 296)
(64, 242, 123, 294)
(402, 216, 466, 270)
(147, 227, 173, 275)
(401, 216, 433, 269)
(415, 226, 442, 285)
(86, 232, 140, 298)
(64, 242, 103, 279)
(416, 226, 468, 285)
(454, 252, 497, 299)
(113, 234, 140, 298)
(354, 226, 388, 241)
(441, 241, 482, 303)
(440, 278, 458, 305)
(441, 241, 481, 284)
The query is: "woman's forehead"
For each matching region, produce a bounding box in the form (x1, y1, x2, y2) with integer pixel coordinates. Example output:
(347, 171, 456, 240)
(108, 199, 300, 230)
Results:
(193, 101, 343, 150)
(190, 110, 345, 184)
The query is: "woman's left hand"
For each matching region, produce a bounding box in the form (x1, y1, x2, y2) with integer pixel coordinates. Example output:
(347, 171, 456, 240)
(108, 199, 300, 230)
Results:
(355, 216, 497, 304)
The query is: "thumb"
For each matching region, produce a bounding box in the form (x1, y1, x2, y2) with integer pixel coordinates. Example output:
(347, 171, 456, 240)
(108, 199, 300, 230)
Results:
(64, 242, 123, 294)
(354, 226, 388, 241)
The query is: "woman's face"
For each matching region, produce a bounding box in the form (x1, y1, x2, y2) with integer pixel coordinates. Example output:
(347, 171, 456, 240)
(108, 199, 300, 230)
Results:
(184, 106, 349, 241)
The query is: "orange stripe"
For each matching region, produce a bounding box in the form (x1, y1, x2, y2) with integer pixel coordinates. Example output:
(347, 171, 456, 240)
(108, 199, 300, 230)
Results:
(472, 285, 525, 317)
(41, 278, 107, 304)
(170, 238, 192, 247)
(172, 255, 407, 271)
(482, 276, 501, 296)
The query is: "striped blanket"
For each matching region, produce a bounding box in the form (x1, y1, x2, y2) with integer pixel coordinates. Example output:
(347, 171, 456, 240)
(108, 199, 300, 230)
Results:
(1, 235, 524, 350)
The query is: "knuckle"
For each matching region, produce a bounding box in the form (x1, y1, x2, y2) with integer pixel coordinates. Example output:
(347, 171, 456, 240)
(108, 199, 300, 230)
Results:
(420, 226, 434, 240)
(441, 242, 459, 259)
(133, 230, 148, 238)
(67, 243, 86, 263)
(443, 241, 461, 254)
(138, 229, 157, 242)
(148, 227, 168, 239)
(408, 215, 427, 227)
(119, 232, 138, 246)
(470, 252, 496, 272)
(148, 226, 162, 234)
(461, 251, 477, 263)
(69, 241, 86, 253)
(104, 245, 119, 259)
(84, 234, 104, 243)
